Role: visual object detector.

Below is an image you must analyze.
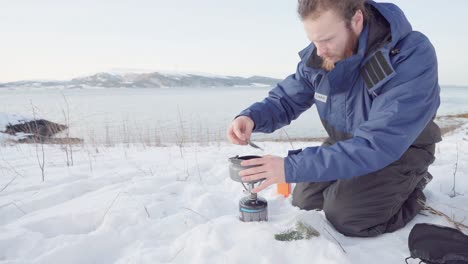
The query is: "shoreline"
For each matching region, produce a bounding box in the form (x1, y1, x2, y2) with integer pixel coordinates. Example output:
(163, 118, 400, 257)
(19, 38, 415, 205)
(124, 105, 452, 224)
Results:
(436, 112, 468, 136)
(257, 112, 468, 143)
(2, 113, 468, 145)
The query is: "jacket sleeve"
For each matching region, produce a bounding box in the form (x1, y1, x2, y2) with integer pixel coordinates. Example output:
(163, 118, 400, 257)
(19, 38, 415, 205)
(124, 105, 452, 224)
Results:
(285, 34, 441, 183)
(237, 60, 316, 133)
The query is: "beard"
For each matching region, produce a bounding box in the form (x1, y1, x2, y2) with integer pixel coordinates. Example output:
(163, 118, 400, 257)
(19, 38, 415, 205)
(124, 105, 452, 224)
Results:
(321, 29, 359, 71)
(321, 58, 336, 71)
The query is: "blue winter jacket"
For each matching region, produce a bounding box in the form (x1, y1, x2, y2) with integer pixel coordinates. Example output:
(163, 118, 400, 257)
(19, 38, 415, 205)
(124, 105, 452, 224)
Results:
(238, 1, 442, 183)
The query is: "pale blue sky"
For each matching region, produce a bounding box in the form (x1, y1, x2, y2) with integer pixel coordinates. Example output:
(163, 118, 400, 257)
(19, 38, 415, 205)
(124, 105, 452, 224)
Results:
(1, 0, 467, 85)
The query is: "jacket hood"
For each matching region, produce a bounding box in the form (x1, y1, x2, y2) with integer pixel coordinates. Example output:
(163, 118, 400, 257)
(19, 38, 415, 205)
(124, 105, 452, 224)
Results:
(366, 0, 413, 49)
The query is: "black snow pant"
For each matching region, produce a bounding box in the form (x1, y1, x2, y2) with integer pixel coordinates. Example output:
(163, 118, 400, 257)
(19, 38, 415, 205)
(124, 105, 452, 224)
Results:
(292, 143, 436, 237)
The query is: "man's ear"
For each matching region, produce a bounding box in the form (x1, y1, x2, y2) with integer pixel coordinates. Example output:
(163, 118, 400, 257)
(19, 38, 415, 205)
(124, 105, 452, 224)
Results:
(351, 9, 364, 33)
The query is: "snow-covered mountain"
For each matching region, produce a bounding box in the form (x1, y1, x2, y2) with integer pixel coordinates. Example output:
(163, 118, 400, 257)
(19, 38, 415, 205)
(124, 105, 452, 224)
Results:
(0, 72, 281, 89)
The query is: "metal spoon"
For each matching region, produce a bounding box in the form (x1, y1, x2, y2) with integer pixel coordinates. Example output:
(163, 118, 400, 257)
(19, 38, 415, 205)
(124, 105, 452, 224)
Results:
(247, 139, 264, 151)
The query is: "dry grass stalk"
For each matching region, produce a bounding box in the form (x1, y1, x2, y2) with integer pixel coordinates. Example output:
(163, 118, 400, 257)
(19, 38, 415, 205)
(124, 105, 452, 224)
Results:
(418, 199, 468, 231)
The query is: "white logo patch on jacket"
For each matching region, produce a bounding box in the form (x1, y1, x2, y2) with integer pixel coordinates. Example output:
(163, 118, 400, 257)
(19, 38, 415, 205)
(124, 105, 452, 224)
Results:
(314, 92, 328, 103)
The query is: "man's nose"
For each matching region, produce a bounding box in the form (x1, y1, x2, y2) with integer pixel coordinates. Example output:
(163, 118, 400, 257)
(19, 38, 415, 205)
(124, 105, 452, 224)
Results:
(316, 45, 328, 58)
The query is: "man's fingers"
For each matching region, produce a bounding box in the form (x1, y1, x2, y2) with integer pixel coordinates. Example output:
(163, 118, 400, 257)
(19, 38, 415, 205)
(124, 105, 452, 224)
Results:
(244, 130, 252, 142)
(240, 157, 265, 167)
(228, 125, 247, 145)
(232, 125, 246, 142)
(241, 171, 267, 183)
(240, 165, 266, 177)
(226, 116, 254, 145)
(227, 127, 242, 144)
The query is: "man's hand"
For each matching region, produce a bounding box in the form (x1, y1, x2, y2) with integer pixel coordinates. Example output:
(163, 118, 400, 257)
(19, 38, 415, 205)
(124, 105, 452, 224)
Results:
(239, 155, 286, 193)
(227, 116, 254, 145)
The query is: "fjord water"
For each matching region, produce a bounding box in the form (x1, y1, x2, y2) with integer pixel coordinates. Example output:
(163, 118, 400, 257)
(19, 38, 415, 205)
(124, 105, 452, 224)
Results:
(0, 86, 466, 143)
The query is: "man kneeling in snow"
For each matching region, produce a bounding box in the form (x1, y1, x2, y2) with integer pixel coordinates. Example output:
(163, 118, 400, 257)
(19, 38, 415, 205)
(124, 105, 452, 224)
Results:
(227, 0, 441, 237)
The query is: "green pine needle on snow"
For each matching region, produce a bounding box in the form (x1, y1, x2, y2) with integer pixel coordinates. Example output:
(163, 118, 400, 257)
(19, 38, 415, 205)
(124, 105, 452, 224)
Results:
(274, 229, 303, 241)
(296, 221, 320, 239)
(274, 221, 320, 241)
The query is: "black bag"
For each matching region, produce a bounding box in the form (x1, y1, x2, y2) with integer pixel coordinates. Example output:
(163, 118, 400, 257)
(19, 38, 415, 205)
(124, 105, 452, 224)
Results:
(406, 223, 468, 264)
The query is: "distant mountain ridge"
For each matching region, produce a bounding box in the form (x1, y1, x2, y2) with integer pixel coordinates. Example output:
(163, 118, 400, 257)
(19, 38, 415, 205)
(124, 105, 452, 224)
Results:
(0, 72, 282, 89)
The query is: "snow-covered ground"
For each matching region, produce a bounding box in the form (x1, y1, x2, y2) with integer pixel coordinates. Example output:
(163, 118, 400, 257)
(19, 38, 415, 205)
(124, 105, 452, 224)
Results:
(0, 124, 467, 263)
